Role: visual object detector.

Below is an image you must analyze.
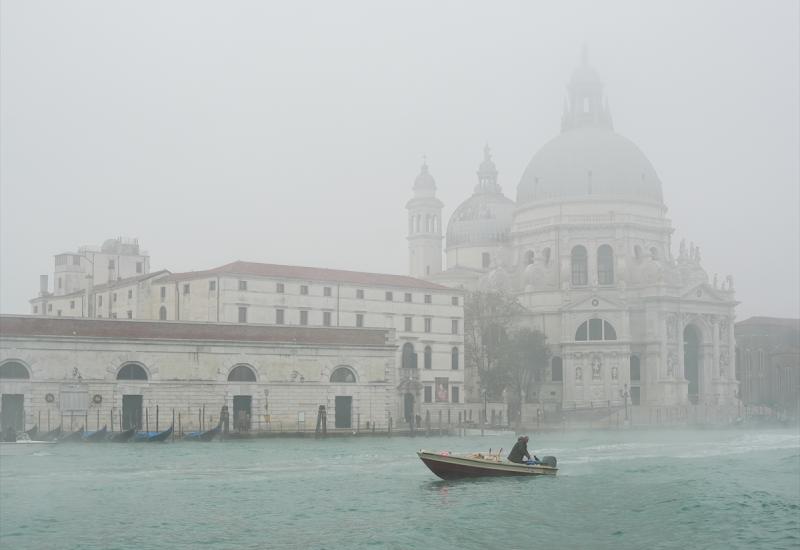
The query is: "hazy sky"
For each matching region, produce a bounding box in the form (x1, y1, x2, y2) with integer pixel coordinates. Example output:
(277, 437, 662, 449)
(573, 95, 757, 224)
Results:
(1, 0, 798, 320)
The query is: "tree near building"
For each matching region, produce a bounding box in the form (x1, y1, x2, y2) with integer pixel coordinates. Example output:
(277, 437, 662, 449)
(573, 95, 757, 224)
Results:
(499, 328, 550, 423)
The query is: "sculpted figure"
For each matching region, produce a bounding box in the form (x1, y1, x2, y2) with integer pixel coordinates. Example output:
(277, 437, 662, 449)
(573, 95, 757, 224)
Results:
(591, 357, 602, 380)
(575, 366, 583, 382)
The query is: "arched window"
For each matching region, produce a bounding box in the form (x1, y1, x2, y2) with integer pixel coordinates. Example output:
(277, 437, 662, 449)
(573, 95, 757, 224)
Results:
(575, 319, 617, 341)
(402, 343, 417, 369)
(0, 361, 30, 379)
(117, 363, 148, 380)
(424, 346, 432, 369)
(228, 364, 257, 382)
(330, 366, 356, 383)
(571, 246, 588, 286)
(159, 306, 167, 320)
(525, 250, 535, 265)
(451, 347, 459, 370)
(597, 245, 614, 285)
(551, 356, 563, 382)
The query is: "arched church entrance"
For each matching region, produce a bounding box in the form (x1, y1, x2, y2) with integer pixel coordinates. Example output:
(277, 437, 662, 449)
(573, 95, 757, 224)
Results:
(683, 325, 701, 404)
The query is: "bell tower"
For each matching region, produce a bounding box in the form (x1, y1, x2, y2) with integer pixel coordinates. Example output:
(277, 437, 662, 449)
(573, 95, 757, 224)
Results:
(406, 159, 443, 278)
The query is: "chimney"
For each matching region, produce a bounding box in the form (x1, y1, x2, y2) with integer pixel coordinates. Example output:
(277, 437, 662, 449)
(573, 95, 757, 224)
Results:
(39, 275, 49, 295)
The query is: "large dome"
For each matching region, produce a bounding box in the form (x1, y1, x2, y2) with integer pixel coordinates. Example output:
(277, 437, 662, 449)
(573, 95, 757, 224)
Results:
(516, 127, 663, 204)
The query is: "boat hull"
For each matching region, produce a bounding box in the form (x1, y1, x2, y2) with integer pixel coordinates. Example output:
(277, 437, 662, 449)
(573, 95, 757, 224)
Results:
(417, 451, 557, 480)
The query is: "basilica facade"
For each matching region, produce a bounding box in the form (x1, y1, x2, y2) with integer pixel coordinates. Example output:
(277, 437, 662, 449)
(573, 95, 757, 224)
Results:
(406, 52, 740, 416)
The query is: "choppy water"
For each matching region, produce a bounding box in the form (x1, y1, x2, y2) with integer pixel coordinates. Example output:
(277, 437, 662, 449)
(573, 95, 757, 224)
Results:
(1, 428, 798, 550)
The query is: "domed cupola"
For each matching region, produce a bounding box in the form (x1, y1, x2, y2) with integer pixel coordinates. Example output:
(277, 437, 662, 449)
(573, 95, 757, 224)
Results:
(516, 47, 664, 205)
(446, 146, 515, 249)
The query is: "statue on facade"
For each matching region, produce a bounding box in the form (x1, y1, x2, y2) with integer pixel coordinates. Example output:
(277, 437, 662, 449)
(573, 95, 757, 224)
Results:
(591, 356, 602, 380)
(575, 366, 583, 382)
(666, 352, 676, 377)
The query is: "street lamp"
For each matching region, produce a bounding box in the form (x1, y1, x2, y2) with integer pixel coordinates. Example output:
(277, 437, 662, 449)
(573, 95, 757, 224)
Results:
(621, 383, 630, 420)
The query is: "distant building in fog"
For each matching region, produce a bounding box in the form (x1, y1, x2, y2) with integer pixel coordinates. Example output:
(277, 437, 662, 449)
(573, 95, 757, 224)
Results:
(408, 49, 740, 417)
(736, 317, 800, 418)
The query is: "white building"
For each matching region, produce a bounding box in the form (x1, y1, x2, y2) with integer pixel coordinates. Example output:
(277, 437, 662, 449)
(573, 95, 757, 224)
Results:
(412, 51, 739, 416)
(0, 316, 397, 433)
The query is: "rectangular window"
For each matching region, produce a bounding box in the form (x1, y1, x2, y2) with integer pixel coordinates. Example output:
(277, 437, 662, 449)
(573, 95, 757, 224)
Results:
(356, 289, 364, 299)
(300, 310, 309, 325)
(452, 386, 460, 403)
(424, 386, 432, 403)
(385, 291, 393, 301)
(136, 262, 143, 274)
(160, 286, 166, 300)
(98, 296, 103, 307)
(209, 280, 216, 291)
(276, 309, 285, 325)
(108, 260, 115, 269)
(70, 300, 75, 309)
(356, 313, 364, 328)
(128, 289, 133, 299)
(404, 292, 412, 303)
(482, 252, 491, 268)
(127, 310, 133, 319)
(276, 282, 285, 293)
(48, 304, 52, 312)
(404, 316, 412, 332)
(300, 285, 309, 295)
(451, 296, 459, 306)
(451, 319, 459, 335)
(323, 311, 332, 326)
(183, 284, 190, 295)
(424, 317, 432, 333)
(324, 286, 332, 297)
(424, 294, 432, 304)
(58, 277, 62, 289)
(238, 306, 248, 323)
(238, 280, 248, 291)
(113, 292, 117, 302)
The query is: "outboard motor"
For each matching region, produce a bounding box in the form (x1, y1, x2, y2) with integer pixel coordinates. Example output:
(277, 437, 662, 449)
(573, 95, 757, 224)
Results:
(539, 456, 557, 468)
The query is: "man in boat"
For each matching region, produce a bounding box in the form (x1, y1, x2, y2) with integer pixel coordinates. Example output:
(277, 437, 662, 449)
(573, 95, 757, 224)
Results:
(507, 435, 533, 464)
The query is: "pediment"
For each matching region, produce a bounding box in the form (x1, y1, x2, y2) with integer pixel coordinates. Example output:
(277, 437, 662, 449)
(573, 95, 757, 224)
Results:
(563, 293, 625, 312)
(681, 283, 729, 303)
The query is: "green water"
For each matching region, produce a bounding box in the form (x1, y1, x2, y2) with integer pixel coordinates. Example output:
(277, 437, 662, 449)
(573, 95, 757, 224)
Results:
(1, 428, 798, 550)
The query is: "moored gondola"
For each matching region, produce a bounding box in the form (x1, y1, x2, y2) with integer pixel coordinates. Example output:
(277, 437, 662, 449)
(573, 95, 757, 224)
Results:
(134, 425, 173, 443)
(185, 421, 221, 442)
(109, 428, 136, 442)
(36, 426, 62, 441)
(25, 425, 38, 440)
(84, 425, 109, 442)
(57, 427, 85, 443)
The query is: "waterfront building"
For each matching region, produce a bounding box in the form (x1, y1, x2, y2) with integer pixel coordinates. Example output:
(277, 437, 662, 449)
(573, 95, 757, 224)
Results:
(0, 315, 398, 433)
(414, 50, 740, 417)
(735, 317, 800, 419)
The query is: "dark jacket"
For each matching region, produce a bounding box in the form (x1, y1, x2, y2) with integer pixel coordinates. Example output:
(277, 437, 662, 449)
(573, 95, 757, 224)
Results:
(507, 440, 531, 463)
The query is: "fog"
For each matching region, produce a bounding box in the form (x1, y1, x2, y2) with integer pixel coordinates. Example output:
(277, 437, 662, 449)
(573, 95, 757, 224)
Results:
(1, 0, 798, 319)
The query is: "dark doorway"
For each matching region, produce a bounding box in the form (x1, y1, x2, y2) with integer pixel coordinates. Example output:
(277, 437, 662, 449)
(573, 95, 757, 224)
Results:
(1, 394, 24, 432)
(403, 393, 414, 423)
(334, 396, 352, 429)
(233, 395, 252, 431)
(122, 395, 143, 430)
(630, 386, 641, 406)
(684, 325, 701, 404)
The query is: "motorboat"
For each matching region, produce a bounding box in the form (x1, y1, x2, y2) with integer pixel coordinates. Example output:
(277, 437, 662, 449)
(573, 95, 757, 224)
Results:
(0, 431, 55, 455)
(417, 450, 558, 480)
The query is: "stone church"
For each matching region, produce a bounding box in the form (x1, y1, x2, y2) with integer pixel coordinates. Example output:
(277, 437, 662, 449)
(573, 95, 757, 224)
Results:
(406, 51, 740, 417)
